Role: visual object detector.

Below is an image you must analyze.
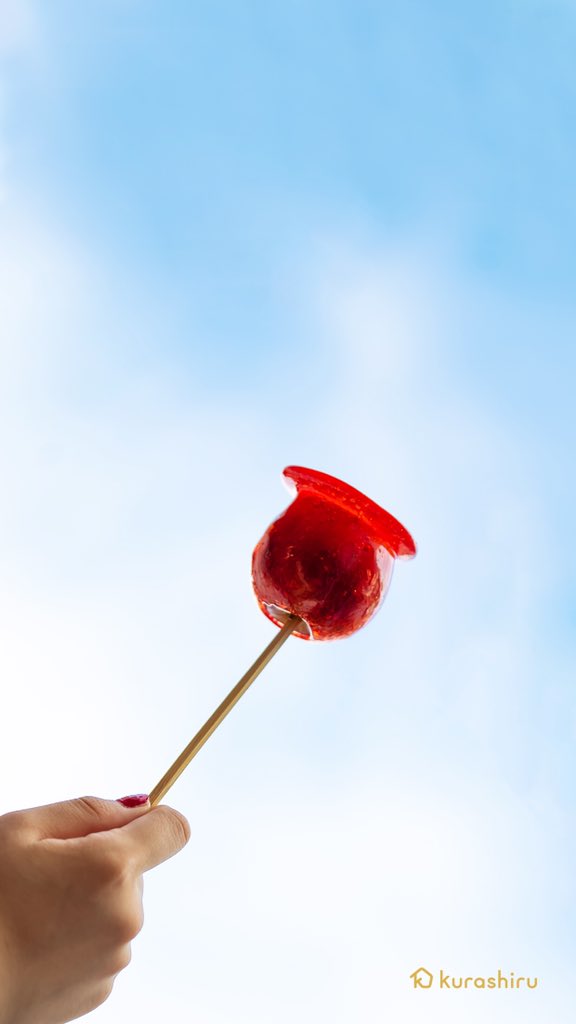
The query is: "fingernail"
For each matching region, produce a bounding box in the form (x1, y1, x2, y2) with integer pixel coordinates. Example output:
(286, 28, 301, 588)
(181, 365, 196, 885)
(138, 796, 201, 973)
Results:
(117, 794, 149, 808)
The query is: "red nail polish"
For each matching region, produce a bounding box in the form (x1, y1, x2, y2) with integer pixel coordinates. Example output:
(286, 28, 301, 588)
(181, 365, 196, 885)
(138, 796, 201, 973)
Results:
(117, 794, 149, 808)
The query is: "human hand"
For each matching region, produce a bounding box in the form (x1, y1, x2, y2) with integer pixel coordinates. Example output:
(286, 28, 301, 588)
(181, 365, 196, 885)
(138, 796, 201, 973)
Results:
(0, 794, 190, 1024)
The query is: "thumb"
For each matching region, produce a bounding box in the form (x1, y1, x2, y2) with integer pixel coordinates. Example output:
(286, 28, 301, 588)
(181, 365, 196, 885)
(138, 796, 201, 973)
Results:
(18, 794, 152, 840)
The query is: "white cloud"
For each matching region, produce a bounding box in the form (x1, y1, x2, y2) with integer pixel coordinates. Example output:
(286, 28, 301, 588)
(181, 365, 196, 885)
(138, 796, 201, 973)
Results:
(0, 208, 573, 1022)
(0, 4, 572, 1016)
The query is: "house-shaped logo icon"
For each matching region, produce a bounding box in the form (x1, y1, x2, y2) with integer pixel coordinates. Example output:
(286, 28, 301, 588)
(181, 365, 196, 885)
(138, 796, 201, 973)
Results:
(410, 967, 434, 989)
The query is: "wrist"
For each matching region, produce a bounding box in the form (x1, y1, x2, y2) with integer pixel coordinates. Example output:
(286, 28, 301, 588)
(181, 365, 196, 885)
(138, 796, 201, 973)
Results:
(0, 929, 17, 1024)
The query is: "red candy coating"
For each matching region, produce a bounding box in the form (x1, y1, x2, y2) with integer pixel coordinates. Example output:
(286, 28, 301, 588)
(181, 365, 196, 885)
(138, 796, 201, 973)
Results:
(251, 466, 416, 642)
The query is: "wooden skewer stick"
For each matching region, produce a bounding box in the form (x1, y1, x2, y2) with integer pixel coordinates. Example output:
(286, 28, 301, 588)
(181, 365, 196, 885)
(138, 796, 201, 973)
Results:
(149, 614, 304, 806)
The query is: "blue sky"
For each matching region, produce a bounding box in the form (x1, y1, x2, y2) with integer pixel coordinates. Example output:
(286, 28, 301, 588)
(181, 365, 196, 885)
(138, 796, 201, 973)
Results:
(1, 2, 575, 1022)
(7, 1, 576, 320)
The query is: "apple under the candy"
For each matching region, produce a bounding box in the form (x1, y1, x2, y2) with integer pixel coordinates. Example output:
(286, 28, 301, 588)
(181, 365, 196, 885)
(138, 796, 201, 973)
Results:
(251, 465, 416, 641)
(148, 465, 417, 806)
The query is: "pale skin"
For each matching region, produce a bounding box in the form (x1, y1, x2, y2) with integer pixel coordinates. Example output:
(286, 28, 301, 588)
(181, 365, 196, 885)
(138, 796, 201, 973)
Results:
(0, 796, 191, 1024)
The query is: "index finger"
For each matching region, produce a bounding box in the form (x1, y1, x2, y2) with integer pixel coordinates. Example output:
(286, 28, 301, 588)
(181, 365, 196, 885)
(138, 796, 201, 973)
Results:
(120, 805, 191, 873)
